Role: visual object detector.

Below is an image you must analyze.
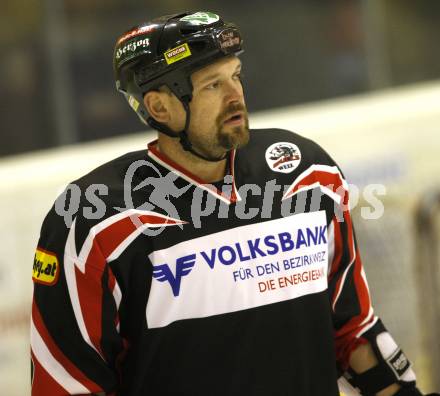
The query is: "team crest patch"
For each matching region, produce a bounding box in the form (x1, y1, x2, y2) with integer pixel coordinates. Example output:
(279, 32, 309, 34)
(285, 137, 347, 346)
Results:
(265, 142, 301, 174)
(32, 248, 59, 285)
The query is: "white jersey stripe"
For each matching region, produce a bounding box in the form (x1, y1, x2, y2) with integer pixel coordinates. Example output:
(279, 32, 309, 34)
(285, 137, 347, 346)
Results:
(355, 315, 379, 338)
(360, 265, 372, 297)
(64, 210, 184, 359)
(359, 306, 374, 329)
(113, 279, 122, 311)
(64, 219, 103, 359)
(74, 209, 184, 273)
(107, 213, 186, 262)
(331, 238, 356, 311)
(282, 164, 349, 202)
(356, 267, 374, 330)
(31, 319, 91, 394)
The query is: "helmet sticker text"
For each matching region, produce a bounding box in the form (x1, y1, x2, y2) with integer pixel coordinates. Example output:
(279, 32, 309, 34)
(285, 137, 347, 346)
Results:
(164, 43, 192, 65)
(115, 38, 150, 60)
(117, 25, 155, 45)
(219, 30, 241, 51)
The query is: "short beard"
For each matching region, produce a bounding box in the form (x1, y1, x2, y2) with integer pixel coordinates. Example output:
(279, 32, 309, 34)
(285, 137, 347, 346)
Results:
(217, 117, 250, 151)
(186, 103, 250, 161)
(216, 103, 250, 151)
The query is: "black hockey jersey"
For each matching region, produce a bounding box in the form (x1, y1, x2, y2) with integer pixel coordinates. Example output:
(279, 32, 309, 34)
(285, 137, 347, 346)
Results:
(31, 129, 375, 396)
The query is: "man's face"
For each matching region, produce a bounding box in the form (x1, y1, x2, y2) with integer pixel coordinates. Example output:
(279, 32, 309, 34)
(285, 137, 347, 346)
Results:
(183, 55, 249, 158)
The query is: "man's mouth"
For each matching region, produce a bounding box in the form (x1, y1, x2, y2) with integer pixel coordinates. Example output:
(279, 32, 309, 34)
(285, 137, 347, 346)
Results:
(223, 112, 244, 126)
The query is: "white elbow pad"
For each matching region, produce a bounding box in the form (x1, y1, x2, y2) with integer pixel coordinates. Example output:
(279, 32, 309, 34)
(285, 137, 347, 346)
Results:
(345, 319, 417, 395)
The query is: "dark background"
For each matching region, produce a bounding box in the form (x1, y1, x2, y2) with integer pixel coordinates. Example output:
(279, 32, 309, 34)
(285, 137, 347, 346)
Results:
(1, 0, 439, 157)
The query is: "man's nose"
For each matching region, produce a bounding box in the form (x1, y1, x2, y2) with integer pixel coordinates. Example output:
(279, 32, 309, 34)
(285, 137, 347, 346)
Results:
(224, 80, 243, 104)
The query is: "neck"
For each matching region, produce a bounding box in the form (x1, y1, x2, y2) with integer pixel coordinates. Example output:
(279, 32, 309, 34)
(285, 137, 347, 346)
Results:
(156, 134, 228, 183)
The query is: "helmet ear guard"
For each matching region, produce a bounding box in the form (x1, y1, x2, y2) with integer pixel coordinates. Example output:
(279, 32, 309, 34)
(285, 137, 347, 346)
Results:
(146, 67, 194, 103)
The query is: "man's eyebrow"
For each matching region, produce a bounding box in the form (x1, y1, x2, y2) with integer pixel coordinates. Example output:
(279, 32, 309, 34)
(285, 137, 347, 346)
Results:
(198, 72, 220, 84)
(197, 63, 242, 84)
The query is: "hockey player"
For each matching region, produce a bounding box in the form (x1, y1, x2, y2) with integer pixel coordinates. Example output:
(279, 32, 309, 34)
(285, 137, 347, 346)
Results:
(30, 11, 439, 396)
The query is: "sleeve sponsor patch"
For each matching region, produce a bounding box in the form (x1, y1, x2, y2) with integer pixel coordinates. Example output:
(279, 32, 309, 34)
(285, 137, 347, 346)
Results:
(32, 248, 59, 286)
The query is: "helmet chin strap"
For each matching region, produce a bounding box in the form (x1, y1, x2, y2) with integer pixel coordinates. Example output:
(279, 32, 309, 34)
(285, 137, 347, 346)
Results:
(147, 100, 228, 163)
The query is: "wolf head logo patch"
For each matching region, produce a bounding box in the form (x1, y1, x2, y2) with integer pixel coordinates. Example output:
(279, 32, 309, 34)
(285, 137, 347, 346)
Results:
(265, 142, 301, 174)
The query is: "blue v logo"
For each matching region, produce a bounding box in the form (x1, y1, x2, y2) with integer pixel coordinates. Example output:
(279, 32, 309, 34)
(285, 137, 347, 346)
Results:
(152, 254, 196, 296)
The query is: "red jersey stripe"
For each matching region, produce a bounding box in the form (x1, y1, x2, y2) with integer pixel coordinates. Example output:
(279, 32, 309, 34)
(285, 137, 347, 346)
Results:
(31, 302, 102, 394)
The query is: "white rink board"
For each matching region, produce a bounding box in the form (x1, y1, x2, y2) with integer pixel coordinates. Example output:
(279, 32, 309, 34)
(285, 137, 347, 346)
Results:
(1, 80, 439, 395)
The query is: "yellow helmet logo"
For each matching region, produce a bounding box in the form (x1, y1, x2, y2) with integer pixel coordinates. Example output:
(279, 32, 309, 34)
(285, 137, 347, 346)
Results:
(164, 43, 192, 65)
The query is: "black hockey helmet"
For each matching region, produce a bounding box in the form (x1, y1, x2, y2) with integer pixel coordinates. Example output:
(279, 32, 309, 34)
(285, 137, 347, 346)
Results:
(113, 11, 243, 128)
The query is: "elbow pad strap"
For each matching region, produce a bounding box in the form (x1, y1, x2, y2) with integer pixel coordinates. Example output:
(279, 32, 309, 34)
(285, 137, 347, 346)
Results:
(346, 319, 416, 396)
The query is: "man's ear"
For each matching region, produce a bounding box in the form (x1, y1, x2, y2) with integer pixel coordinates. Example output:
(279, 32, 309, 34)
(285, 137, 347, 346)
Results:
(143, 91, 170, 123)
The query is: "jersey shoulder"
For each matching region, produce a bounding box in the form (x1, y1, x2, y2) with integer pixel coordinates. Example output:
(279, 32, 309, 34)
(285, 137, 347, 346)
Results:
(72, 149, 148, 189)
(238, 128, 337, 173)
(38, 149, 151, 250)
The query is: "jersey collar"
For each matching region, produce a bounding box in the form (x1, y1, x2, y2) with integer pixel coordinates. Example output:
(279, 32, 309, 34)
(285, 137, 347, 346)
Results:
(147, 140, 241, 205)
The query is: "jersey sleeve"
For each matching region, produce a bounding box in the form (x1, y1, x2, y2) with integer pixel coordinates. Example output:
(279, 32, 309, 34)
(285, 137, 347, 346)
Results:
(327, 195, 376, 369)
(275, 133, 378, 370)
(292, 137, 377, 369)
(31, 205, 124, 396)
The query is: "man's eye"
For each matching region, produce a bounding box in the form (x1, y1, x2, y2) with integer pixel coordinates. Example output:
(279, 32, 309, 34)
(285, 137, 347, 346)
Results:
(206, 81, 220, 89)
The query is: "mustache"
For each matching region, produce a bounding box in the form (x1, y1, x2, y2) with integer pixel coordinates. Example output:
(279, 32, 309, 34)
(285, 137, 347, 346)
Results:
(218, 103, 248, 123)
